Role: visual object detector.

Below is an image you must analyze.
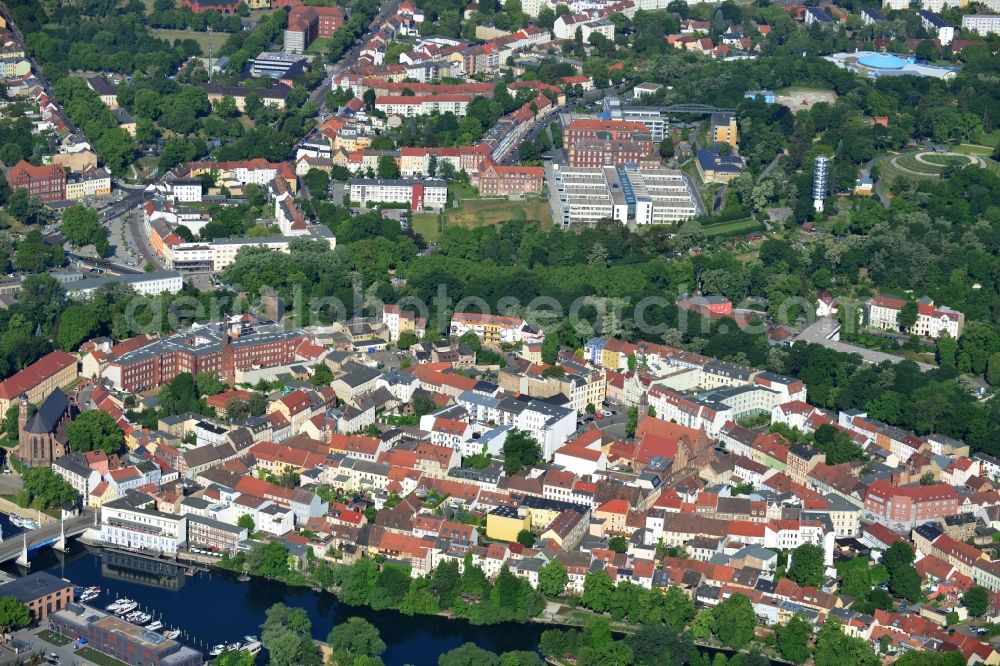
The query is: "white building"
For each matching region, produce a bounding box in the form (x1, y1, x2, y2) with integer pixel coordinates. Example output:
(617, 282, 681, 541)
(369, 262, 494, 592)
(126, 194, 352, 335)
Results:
(159, 179, 203, 203)
(65, 271, 184, 298)
(883, 0, 960, 9)
(918, 10, 954, 45)
(375, 94, 473, 118)
(449, 312, 544, 346)
(961, 14, 1000, 34)
(348, 178, 447, 210)
(866, 295, 964, 339)
(551, 166, 700, 228)
(101, 492, 188, 554)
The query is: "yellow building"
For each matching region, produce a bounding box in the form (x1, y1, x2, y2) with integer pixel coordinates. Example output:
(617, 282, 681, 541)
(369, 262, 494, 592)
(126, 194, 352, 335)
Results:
(246, 0, 269, 8)
(65, 168, 112, 200)
(711, 112, 738, 148)
(88, 481, 117, 509)
(486, 506, 530, 542)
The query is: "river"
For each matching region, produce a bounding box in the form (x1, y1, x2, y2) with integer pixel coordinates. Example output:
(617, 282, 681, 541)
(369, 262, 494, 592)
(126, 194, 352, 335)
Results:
(0, 514, 545, 665)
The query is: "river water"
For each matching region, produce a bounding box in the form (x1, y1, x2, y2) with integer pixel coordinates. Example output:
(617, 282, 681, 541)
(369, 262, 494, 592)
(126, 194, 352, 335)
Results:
(0, 514, 545, 665)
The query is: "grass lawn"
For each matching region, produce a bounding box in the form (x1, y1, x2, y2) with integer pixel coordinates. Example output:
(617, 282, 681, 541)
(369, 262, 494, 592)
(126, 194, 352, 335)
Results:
(703, 218, 761, 237)
(919, 153, 974, 168)
(953, 143, 995, 156)
(306, 37, 333, 54)
(76, 647, 129, 666)
(413, 198, 551, 242)
(37, 630, 71, 647)
(152, 29, 216, 52)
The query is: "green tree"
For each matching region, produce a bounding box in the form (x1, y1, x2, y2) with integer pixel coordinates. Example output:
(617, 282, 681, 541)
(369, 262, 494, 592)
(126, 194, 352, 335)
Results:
(898, 301, 919, 330)
(60, 205, 104, 247)
(247, 541, 290, 578)
(964, 585, 989, 617)
(340, 556, 379, 606)
(438, 643, 500, 666)
(237, 514, 255, 533)
(937, 333, 957, 368)
(377, 156, 400, 179)
(195, 371, 224, 396)
(66, 410, 124, 455)
(0, 596, 30, 633)
(787, 543, 826, 588)
(502, 429, 542, 475)
(311, 364, 333, 386)
(57, 305, 99, 351)
(214, 649, 255, 666)
(327, 616, 386, 660)
(516, 529, 534, 547)
(712, 593, 756, 649)
(889, 564, 922, 602)
(541, 333, 560, 365)
(397, 331, 418, 349)
(21, 467, 77, 509)
(538, 559, 568, 597)
(689, 608, 715, 640)
(883, 541, 915, 573)
(776, 615, 813, 664)
(814, 618, 879, 666)
(582, 571, 614, 613)
(607, 536, 628, 554)
(988, 352, 1000, 386)
(260, 603, 320, 666)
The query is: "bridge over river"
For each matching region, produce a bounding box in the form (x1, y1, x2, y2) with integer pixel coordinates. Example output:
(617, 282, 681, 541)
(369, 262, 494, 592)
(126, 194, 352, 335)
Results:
(0, 510, 96, 567)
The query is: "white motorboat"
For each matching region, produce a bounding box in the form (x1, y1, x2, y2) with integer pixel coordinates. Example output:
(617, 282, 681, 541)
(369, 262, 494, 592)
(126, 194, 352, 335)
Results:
(115, 600, 138, 615)
(8, 515, 23, 528)
(242, 635, 258, 644)
(240, 641, 262, 655)
(163, 629, 180, 640)
(209, 645, 226, 657)
(146, 621, 163, 632)
(105, 600, 124, 612)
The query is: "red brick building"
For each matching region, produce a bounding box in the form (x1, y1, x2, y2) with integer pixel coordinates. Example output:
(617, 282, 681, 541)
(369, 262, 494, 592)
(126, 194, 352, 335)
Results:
(563, 119, 658, 168)
(476, 160, 544, 197)
(181, 0, 238, 13)
(5, 160, 66, 202)
(863, 480, 960, 532)
(105, 323, 311, 392)
(285, 6, 345, 51)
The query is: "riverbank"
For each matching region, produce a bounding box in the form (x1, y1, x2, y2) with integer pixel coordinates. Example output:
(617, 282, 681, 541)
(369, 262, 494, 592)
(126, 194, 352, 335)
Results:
(10, 527, 785, 666)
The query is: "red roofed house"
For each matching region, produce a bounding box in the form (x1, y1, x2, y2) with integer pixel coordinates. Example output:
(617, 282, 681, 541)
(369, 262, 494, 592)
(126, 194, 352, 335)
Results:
(0, 350, 78, 416)
(594, 498, 630, 535)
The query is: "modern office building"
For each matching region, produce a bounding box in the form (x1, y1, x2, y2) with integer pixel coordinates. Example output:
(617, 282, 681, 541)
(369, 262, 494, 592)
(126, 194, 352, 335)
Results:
(551, 166, 699, 228)
(51, 603, 203, 665)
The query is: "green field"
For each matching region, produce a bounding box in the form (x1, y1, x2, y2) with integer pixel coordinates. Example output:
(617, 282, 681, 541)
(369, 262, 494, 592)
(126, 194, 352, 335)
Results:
(953, 143, 995, 156)
(76, 647, 128, 666)
(306, 37, 333, 54)
(152, 29, 216, 52)
(920, 153, 973, 168)
(412, 197, 551, 242)
(37, 630, 72, 647)
(702, 218, 762, 237)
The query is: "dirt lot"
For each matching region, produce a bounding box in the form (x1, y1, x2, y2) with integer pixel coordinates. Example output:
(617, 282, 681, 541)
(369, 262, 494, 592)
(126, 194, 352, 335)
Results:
(776, 88, 839, 114)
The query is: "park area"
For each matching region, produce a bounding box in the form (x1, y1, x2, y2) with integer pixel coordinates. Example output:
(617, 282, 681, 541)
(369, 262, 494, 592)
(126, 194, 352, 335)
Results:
(881, 151, 997, 184)
(412, 197, 551, 241)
